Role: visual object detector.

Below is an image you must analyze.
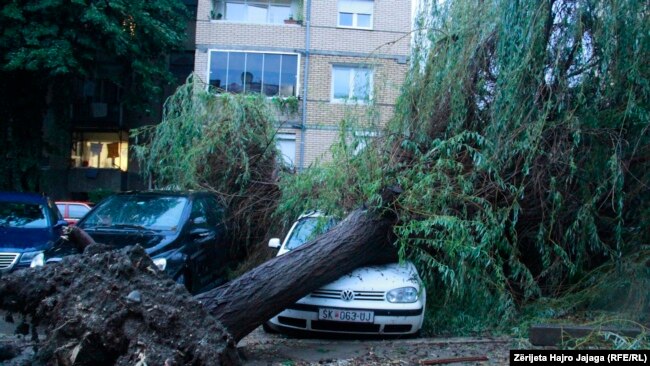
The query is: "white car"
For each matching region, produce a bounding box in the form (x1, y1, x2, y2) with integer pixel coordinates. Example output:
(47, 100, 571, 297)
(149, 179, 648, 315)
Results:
(265, 212, 426, 336)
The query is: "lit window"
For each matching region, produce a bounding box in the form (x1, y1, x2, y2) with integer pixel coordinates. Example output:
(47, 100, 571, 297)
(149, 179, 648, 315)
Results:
(223, 0, 292, 24)
(70, 132, 129, 171)
(276, 133, 296, 167)
(209, 51, 299, 97)
(331, 65, 373, 103)
(338, 0, 373, 29)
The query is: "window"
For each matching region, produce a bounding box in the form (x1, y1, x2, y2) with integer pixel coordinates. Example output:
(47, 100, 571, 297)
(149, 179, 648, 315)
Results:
(70, 132, 129, 171)
(191, 196, 224, 228)
(331, 65, 373, 103)
(209, 51, 299, 97)
(223, 0, 292, 24)
(0, 202, 49, 229)
(83, 195, 188, 231)
(276, 133, 296, 167)
(338, 0, 373, 29)
(68, 204, 91, 219)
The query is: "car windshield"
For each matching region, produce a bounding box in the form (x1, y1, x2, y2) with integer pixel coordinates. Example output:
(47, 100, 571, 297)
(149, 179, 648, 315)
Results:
(81, 195, 188, 231)
(285, 216, 337, 251)
(0, 202, 49, 228)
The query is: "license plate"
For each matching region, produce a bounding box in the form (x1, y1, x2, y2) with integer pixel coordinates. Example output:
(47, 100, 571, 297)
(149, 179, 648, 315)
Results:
(318, 308, 374, 323)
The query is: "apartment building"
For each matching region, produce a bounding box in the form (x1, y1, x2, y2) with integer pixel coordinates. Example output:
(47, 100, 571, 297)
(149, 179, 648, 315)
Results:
(42, 1, 199, 200)
(194, 0, 411, 168)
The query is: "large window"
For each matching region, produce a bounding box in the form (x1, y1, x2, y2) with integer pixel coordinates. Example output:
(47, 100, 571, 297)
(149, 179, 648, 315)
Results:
(70, 132, 129, 171)
(338, 0, 373, 29)
(223, 0, 292, 24)
(331, 65, 373, 103)
(209, 51, 299, 97)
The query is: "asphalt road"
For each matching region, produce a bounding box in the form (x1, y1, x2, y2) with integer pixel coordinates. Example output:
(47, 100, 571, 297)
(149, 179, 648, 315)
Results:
(1, 310, 515, 365)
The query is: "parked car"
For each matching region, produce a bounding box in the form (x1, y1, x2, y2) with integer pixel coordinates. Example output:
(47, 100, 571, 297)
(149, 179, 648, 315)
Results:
(265, 212, 426, 336)
(34, 191, 231, 294)
(0, 192, 68, 272)
(56, 201, 93, 225)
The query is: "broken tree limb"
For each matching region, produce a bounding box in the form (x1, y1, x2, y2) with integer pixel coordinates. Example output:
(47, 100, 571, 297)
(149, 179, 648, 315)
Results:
(196, 207, 399, 342)
(67, 225, 97, 250)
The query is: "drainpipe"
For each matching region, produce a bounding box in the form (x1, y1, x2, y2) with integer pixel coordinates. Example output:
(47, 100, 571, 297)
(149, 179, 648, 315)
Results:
(299, 0, 311, 171)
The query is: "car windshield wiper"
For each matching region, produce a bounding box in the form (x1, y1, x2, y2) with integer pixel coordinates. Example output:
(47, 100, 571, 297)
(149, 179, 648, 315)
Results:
(108, 223, 154, 231)
(84, 224, 155, 232)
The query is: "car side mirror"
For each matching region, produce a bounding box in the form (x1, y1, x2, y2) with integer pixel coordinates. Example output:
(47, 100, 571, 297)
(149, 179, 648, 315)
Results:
(268, 238, 281, 248)
(55, 219, 69, 228)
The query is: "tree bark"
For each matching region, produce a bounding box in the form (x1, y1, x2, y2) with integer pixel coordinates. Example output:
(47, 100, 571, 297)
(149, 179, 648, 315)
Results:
(195, 207, 399, 342)
(0, 195, 400, 364)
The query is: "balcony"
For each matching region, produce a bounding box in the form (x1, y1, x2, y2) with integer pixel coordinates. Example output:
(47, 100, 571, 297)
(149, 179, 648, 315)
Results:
(210, 0, 303, 25)
(70, 102, 123, 129)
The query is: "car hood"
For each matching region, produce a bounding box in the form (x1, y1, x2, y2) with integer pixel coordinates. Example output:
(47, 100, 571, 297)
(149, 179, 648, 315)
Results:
(319, 262, 422, 292)
(0, 227, 54, 252)
(81, 230, 174, 252)
(44, 229, 179, 262)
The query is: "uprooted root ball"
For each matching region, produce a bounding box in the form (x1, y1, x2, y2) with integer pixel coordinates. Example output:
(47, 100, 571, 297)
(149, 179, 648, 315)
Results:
(0, 245, 239, 366)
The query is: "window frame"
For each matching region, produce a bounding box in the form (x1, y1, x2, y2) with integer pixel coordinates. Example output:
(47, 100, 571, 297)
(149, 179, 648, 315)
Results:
(222, 0, 293, 24)
(207, 49, 301, 98)
(276, 133, 296, 168)
(330, 64, 374, 104)
(337, 0, 374, 30)
(70, 131, 129, 171)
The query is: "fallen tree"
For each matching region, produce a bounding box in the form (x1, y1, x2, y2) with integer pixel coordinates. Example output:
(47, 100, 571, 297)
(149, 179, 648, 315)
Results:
(0, 202, 400, 365)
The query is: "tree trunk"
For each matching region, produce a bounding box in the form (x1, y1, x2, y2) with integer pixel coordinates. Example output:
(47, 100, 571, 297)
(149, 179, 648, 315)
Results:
(0, 201, 400, 364)
(196, 208, 399, 342)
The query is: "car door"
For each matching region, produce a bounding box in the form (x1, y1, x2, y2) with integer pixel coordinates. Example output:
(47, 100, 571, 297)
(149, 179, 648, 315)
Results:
(203, 195, 227, 273)
(187, 196, 221, 290)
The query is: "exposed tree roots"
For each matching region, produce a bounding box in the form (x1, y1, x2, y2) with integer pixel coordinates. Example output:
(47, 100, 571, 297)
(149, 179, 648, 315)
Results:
(0, 245, 239, 366)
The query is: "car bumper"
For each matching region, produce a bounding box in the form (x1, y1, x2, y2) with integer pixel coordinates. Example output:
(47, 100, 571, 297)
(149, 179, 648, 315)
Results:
(268, 303, 425, 335)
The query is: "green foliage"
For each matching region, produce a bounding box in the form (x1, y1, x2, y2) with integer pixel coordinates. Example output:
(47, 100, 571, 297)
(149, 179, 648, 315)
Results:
(0, 0, 188, 191)
(1, 0, 187, 97)
(394, 0, 650, 333)
(275, 112, 386, 227)
(271, 96, 300, 116)
(276, 0, 650, 335)
(132, 75, 282, 261)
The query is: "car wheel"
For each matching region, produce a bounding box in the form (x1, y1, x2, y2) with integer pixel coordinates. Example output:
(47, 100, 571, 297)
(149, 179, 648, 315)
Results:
(262, 321, 278, 334)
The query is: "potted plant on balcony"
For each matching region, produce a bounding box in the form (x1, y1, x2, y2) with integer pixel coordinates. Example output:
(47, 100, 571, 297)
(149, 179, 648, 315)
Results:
(284, 14, 298, 25)
(209, 10, 222, 22)
(209, 0, 222, 22)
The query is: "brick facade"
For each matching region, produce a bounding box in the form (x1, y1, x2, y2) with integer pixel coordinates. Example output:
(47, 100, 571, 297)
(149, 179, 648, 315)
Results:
(194, 0, 411, 168)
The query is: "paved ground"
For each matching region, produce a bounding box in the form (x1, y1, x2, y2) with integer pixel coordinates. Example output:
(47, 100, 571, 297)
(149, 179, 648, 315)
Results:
(238, 327, 515, 365)
(1, 310, 516, 365)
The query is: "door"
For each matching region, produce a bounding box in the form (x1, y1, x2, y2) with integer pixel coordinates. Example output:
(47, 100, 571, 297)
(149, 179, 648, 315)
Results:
(187, 196, 225, 290)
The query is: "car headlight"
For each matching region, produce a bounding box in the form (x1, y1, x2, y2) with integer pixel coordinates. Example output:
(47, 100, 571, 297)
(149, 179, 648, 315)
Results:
(20, 251, 42, 266)
(30, 252, 45, 268)
(386, 287, 419, 303)
(153, 257, 167, 271)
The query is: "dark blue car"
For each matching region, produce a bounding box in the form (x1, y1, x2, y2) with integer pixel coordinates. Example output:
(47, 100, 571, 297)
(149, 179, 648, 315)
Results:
(38, 191, 232, 294)
(0, 192, 68, 272)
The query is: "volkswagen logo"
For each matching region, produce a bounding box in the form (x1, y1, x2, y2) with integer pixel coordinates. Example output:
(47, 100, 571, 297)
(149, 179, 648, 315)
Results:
(341, 289, 355, 301)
